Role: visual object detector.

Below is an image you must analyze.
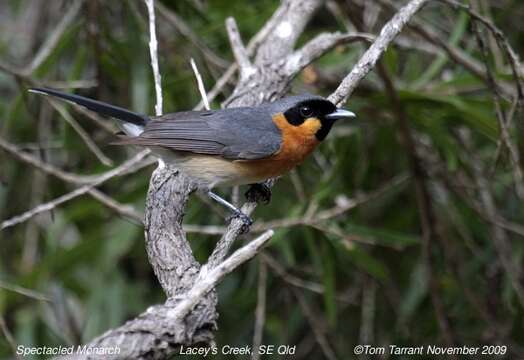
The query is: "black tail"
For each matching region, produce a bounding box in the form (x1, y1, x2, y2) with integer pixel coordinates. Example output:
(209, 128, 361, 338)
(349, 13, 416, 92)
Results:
(29, 87, 149, 126)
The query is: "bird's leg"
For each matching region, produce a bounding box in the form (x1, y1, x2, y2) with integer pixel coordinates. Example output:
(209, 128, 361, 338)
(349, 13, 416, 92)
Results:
(244, 182, 272, 204)
(207, 191, 253, 228)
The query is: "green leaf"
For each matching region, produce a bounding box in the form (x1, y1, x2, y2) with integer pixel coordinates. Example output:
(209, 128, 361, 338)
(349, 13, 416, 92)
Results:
(344, 223, 420, 249)
(411, 11, 469, 89)
(397, 262, 428, 326)
(329, 236, 388, 281)
(384, 47, 399, 75)
(399, 90, 499, 139)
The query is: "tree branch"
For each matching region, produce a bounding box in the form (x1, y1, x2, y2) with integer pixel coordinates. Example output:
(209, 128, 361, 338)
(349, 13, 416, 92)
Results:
(226, 17, 255, 81)
(284, 31, 374, 76)
(64, 229, 273, 360)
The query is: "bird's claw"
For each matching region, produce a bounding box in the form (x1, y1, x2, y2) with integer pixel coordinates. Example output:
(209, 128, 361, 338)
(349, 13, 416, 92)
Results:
(245, 183, 271, 204)
(227, 210, 253, 233)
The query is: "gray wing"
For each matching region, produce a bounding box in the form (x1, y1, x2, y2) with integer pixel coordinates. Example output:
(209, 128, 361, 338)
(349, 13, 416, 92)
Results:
(118, 107, 282, 160)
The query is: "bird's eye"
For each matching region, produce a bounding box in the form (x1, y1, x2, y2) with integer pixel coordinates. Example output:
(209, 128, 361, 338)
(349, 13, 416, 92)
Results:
(299, 105, 314, 118)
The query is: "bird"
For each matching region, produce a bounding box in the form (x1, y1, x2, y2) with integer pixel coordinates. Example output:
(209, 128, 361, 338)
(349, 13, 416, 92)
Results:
(29, 87, 355, 226)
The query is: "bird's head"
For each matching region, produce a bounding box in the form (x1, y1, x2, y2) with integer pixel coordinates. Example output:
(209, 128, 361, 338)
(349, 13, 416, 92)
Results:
(268, 94, 356, 141)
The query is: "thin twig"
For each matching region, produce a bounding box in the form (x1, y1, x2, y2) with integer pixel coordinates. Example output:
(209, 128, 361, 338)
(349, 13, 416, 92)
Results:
(0, 136, 94, 184)
(73, 105, 117, 133)
(1, 151, 149, 230)
(472, 21, 524, 198)
(88, 189, 143, 223)
(428, 158, 524, 239)
(49, 100, 114, 166)
(155, 1, 228, 69)
(458, 131, 524, 306)
(190, 58, 210, 110)
(145, 0, 163, 116)
(24, 0, 84, 74)
(262, 252, 323, 294)
(0, 135, 148, 223)
(375, 0, 516, 97)
(292, 287, 338, 360)
(439, 0, 524, 97)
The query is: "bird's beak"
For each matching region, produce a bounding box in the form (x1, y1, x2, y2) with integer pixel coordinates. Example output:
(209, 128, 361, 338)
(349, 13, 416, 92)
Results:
(325, 108, 356, 120)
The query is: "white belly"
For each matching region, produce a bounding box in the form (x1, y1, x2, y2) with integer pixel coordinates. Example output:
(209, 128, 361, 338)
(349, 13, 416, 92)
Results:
(152, 147, 253, 188)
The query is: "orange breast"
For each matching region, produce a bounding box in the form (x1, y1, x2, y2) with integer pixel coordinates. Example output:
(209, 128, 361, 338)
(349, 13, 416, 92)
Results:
(234, 113, 321, 182)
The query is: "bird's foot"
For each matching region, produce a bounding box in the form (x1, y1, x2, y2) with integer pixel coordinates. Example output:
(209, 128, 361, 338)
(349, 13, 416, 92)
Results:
(245, 183, 271, 204)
